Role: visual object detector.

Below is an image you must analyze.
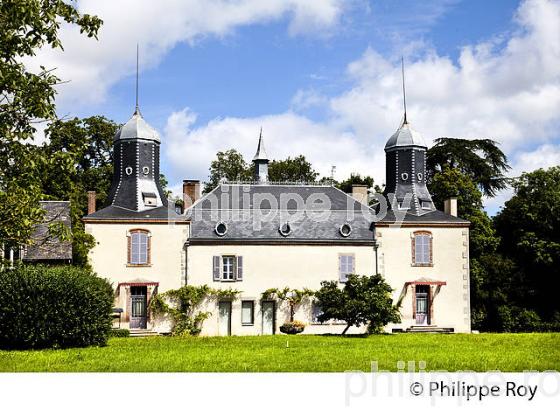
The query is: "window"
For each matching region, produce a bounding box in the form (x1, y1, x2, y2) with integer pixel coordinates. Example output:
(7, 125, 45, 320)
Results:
(213, 255, 243, 281)
(241, 301, 254, 325)
(215, 222, 228, 236)
(279, 222, 292, 237)
(222, 256, 235, 280)
(339, 223, 352, 237)
(421, 201, 432, 210)
(413, 232, 432, 266)
(128, 230, 150, 265)
(339, 254, 355, 282)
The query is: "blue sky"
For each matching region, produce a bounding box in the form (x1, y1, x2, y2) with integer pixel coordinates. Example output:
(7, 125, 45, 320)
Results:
(34, 0, 560, 214)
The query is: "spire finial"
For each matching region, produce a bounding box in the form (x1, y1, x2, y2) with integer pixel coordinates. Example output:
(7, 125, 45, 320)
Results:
(401, 56, 408, 124)
(135, 43, 140, 113)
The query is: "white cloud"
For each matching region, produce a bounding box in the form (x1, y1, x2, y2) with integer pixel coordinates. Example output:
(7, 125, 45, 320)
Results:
(25, 0, 344, 107)
(161, 0, 560, 217)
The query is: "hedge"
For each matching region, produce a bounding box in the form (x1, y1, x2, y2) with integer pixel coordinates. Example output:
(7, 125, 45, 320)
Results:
(0, 264, 114, 349)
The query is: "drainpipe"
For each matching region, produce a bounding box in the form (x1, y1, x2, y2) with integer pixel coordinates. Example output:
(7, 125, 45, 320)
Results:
(372, 224, 379, 275)
(184, 240, 189, 286)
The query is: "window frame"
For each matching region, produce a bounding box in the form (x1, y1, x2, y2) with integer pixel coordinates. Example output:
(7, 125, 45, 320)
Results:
(411, 231, 433, 267)
(221, 255, 236, 281)
(127, 229, 151, 266)
(241, 300, 255, 326)
(338, 253, 355, 283)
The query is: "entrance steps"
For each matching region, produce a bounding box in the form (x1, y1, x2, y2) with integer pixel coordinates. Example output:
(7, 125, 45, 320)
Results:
(129, 329, 160, 337)
(405, 325, 454, 333)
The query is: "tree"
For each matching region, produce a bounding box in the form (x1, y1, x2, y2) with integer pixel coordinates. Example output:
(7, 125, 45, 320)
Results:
(0, 1, 102, 245)
(40, 116, 118, 266)
(268, 155, 318, 183)
(314, 274, 400, 334)
(336, 173, 383, 194)
(204, 149, 252, 193)
(261, 287, 314, 322)
(427, 138, 510, 197)
(494, 166, 560, 321)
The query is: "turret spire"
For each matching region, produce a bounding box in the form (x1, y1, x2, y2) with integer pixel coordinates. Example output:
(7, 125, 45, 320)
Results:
(135, 43, 140, 114)
(253, 127, 269, 183)
(401, 56, 407, 125)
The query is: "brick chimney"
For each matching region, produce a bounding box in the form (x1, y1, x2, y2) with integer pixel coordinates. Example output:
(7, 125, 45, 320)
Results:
(444, 197, 458, 217)
(183, 180, 201, 207)
(351, 184, 368, 205)
(87, 191, 96, 215)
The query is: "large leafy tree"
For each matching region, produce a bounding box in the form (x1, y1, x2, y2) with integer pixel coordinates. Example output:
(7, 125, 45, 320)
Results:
(427, 138, 510, 197)
(494, 166, 560, 321)
(335, 173, 383, 194)
(0, 0, 102, 245)
(40, 116, 118, 266)
(204, 149, 252, 193)
(314, 274, 400, 334)
(267, 155, 318, 183)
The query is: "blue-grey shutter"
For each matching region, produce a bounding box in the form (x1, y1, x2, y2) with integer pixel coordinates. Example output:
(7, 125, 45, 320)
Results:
(213, 256, 221, 281)
(339, 255, 347, 283)
(236, 256, 243, 281)
(349, 255, 355, 275)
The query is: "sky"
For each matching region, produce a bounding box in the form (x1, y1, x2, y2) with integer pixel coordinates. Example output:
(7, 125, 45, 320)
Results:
(28, 0, 560, 214)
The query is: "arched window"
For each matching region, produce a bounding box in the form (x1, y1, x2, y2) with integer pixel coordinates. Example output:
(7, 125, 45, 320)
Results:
(412, 231, 432, 266)
(128, 229, 151, 266)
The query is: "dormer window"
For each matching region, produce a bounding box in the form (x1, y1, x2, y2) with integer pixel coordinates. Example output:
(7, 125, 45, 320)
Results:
(142, 192, 157, 207)
(397, 201, 409, 210)
(421, 201, 431, 210)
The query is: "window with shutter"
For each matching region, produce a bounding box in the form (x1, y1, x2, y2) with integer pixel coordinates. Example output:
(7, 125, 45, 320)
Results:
(222, 256, 236, 281)
(128, 230, 150, 265)
(213, 256, 221, 281)
(236, 256, 243, 281)
(339, 254, 355, 283)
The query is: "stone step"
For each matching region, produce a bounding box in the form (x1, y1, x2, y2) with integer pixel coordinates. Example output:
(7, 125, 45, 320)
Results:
(406, 326, 454, 333)
(129, 330, 160, 337)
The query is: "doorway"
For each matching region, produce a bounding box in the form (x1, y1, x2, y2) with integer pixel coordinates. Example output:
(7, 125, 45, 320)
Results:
(262, 301, 276, 335)
(415, 285, 430, 325)
(218, 301, 232, 336)
(130, 286, 147, 329)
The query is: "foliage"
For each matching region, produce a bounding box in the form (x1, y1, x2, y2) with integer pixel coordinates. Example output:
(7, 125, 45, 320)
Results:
(494, 166, 560, 322)
(0, 0, 102, 245)
(314, 274, 400, 335)
(427, 137, 510, 197)
(279, 320, 306, 335)
(262, 287, 314, 321)
(3, 334, 559, 372)
(40, 116, 119, 265)
(108, 328, 130, 338)
(149, 285, 240, 336)
(0, 264, 113, 349)
(204, 149, 252, 193)
(204, 149, 320, 193)
(336, 173, 383, 194)
(267, 155, 318, 183)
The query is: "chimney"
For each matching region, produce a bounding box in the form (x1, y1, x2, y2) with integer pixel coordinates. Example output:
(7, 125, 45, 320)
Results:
(87, 191, 96, 215)
(183, 180, 201, 207)
(444, 197, 458, 217)
(351, 184, 368, 205)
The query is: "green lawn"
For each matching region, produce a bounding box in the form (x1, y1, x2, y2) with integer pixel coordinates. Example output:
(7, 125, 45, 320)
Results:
(1, 333, 559, 372)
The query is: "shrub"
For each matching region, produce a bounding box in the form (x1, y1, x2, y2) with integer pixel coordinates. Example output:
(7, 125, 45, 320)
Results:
(108, 328, 130, 338)
(0, 264, 114, 349)
(280, 320, 306, 334)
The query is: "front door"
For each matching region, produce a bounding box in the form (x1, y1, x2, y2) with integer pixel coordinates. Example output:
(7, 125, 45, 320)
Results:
(218, 301, 232, 336)
(262, 301, 276, 335)
(415, 285, 430, 325)
(130, 286, 147, 329)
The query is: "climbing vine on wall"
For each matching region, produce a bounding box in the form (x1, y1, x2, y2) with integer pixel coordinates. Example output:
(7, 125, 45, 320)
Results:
(150, 285, 241, 336)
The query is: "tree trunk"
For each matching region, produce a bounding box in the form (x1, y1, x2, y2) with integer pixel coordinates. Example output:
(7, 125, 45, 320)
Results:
(342, 324, 351, 335)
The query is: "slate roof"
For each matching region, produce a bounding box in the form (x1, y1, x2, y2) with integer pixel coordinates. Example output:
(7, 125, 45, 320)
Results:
(114, 108, 160, 142)
(83, 204, 185, 222)
(384, 122, 427, 151)
(375, 209, 470, 225)
(23, 201, 72, 261)
(187, 184, 376, 244)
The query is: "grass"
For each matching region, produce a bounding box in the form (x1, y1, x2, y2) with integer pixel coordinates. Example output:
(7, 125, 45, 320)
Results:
(1, 333, 559, 372)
